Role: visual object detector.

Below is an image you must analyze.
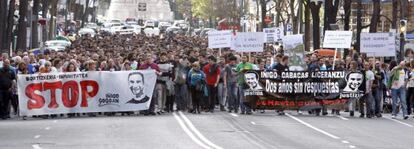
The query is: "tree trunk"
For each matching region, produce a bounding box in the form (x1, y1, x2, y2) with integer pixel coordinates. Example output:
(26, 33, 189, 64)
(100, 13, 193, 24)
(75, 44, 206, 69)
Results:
(260, 0, 267, 31)
(355, 0, 362, 53)
(49, 0, 58, 40)
(369, 0, 381, 33)
(310, 1, 322, 50)
(0, 0, 7, 52)
(392, 0, 398, 29)
(32, 0, 40, 48)
(82, 0, 90, 28)
(343, 0, 352, 59)
(323, 0, 340, 31)
(17, 0, 28, 51)
(41, 0, 49, 42)
(343, 0, 351, 31)
(304, 0, 311, 51)
(289, 0, 298, 34)
(4, 0, 16, 52)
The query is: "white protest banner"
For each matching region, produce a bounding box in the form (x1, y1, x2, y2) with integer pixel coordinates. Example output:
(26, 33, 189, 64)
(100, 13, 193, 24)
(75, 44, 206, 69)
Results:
(361, 32, 396, 57)
(263, 27, 283, 43)
(323, 31, 353, 49)
(208, 30, 232, 49)
(233, 32, 265, 52)
(17, 70, 157, 116)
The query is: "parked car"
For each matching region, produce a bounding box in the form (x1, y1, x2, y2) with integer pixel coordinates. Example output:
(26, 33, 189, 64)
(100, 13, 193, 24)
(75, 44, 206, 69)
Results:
(78, 28, 96, 37)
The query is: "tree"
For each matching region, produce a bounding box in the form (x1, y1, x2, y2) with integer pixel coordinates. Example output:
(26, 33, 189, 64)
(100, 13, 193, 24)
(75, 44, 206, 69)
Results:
(355, 0, 362, 53)
(309, 0, 322, 50)
(343, 0, 351, 31)
(17, 0, 28, 51)
(0, 0, 7, 52)
(48, 0, 58, 40)
(81, 0, 90, 28)
(392, 0, 398, 29)
(41, 0, 49, 42)
(4, 0, 16, 52)
(323, 0, 340, 31)
(32, 0, 41, 48)
(369, 0, 381, 33)
(304, 0, 311, 51)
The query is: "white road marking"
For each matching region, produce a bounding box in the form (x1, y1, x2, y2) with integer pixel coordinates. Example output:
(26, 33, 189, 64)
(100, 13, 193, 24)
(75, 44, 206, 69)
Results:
(45, 127, 51, 130)
(53, 120, 58, 123)
(342, 140, 350, 144)
(349, 145, 356, 148)
(384, 117, 414, 127)
(286, 113, 340, 139)
(34, 135, 41, 139)
(230, 113, 239, 117)
(337, 116, 349, 120)
(179, 111, 223, 149)
(32, 144, 42, 149)
(173, 113, 212, 149)
(250, 121, 256, 125)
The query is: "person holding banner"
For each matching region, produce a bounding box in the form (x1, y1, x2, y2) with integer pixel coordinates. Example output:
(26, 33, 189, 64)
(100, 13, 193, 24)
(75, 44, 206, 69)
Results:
(139, 54, 161, 116)
(359, 62, 375, 118)
(0, 59, 15, 120)
(236, 56, 254, 115)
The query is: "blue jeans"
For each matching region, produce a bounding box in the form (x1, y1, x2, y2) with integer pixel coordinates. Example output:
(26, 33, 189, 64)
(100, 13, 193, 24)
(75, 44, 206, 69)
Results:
(227, 83, 239, 111)
(391, 87, 408, 117)
(238, 86, 251, 113)
(372, 88, 383, 114)
(217, 83, 226, 106)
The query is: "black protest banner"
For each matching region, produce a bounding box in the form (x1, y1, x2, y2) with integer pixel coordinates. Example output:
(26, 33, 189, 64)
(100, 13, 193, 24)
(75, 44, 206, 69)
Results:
(243, 70, 365, 109)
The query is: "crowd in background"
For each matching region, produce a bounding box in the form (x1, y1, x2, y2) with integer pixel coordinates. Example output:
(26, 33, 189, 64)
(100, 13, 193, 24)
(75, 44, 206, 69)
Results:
(0, 32, 414, 120)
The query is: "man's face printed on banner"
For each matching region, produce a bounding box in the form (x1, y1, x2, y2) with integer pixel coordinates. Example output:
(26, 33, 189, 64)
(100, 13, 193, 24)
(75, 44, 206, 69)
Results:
(346, 73, 363, 92)
(245, 72, 261, 90)
(128, 73, 144, 98)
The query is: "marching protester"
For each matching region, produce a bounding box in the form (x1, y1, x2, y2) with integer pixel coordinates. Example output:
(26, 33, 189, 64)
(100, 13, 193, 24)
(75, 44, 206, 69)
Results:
(139, 54, 161, 116)
(188, 62, 206, 114)
(2, 30, 412, 121)
(236, 56, 254, 115)
(388, 61, 409, 119)
(0, 59, 15, 119)
(225, 56, 239, 113)
(407, 60, 414, 116)
(203, 56, 221, 113)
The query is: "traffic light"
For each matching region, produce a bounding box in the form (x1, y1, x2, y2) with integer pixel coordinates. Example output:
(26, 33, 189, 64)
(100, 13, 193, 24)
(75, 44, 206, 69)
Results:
(400, 20, 407, 33)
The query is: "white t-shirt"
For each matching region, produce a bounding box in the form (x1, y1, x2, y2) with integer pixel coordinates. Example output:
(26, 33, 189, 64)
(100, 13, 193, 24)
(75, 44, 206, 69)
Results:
(365, 70, 375, 92)
(392, 69, 407, 89)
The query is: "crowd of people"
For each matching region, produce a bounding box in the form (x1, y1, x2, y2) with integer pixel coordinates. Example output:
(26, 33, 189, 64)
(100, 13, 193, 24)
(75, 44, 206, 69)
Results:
(0, 32, 413, 120)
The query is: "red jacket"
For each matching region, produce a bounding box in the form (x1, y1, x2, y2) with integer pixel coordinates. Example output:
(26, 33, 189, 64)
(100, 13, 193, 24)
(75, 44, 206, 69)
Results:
(203, 64, 220, 86)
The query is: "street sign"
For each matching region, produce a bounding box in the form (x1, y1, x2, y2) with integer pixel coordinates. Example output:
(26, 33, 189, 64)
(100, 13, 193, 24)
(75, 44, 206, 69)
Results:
(208, 30, 233, 49)
(138, 3, 147, 11)
(361, 32, 396, 57)
(263, 27, 283, 43)
(323, 31, 353, 49)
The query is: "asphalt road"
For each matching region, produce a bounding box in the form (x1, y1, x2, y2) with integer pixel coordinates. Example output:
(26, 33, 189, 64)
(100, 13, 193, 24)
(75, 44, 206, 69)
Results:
(1, 110, 414, 149)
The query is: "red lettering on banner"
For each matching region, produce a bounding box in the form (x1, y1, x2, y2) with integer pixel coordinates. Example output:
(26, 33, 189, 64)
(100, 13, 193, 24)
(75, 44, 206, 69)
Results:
(44, 82, 63, 109)
(80, 80, 99, 107)
(26, 83, 45, 110)
(62, 81, 79, 108)
(24, 80, 99, 110)
(268, 100, 275, 106)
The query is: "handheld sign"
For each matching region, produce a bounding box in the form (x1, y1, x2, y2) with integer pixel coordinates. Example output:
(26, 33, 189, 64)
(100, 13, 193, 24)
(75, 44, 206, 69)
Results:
(208, 30, 232, 49)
